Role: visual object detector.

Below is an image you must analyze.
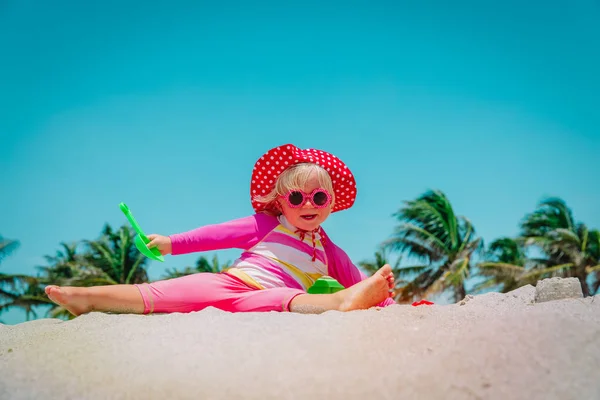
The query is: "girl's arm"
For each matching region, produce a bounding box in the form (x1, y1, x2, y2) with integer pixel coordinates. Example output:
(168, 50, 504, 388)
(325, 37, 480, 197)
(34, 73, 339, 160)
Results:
(169, 213, 278, 255)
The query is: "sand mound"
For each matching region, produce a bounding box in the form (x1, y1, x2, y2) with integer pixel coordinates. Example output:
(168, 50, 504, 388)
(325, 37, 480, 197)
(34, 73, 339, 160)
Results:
(1, 283, 599, 399)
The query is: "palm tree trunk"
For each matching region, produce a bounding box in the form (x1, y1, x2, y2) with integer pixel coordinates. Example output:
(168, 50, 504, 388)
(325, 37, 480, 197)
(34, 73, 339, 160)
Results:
(592, 277, 600, 296)
(454, 283, 466, 303)
(577, 267, 590, 297)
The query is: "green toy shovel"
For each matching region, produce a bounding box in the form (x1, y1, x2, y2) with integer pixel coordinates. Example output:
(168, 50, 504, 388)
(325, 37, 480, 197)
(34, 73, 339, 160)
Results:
(307, 276, 345, 294)
(119, 202, 164, 262)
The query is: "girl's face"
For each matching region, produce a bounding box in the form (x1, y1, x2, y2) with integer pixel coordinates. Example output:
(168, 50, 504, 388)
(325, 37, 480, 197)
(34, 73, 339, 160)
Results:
(277, 170, 333, 231)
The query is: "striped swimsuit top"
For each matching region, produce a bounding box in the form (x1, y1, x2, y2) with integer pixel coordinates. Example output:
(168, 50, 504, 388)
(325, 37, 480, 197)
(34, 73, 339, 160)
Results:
(224, 216, 328, 290)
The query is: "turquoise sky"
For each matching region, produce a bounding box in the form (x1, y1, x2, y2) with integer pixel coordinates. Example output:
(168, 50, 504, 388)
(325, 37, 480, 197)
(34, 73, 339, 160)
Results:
(1, 1, 599, 324)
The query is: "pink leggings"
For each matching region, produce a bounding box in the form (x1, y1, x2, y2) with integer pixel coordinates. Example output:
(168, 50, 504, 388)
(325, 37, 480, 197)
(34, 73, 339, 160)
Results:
(134, 272, 306, 314)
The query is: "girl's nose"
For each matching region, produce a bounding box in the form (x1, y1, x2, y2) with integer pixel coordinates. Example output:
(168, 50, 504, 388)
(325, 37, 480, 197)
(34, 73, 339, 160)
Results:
(302, 199, 315, 208)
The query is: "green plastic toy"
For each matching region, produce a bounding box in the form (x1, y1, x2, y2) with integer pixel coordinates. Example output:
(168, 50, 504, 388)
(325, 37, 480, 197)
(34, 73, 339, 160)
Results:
(307, 276, 345, 294)
(119, 202, 164, 262)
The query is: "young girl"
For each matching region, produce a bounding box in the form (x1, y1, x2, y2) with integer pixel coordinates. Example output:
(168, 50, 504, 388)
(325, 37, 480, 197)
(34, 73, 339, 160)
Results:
(45, 144, 396, 316)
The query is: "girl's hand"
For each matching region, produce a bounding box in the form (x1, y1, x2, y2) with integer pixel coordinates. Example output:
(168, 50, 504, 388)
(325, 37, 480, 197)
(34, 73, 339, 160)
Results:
(146, 234, 173, 255)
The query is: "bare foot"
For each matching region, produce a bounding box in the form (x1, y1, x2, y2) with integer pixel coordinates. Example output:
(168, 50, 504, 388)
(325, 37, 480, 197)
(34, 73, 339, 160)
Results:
(337, 264, 394, 311)
(45, 285, 91, 316)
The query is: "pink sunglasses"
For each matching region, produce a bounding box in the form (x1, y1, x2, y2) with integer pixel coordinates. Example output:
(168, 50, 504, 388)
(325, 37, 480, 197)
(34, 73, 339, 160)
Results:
(282, 188, 332, 208)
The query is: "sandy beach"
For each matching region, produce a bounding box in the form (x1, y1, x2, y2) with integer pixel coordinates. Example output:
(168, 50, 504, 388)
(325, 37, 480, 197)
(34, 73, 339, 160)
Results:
(1, 279, 599, 400)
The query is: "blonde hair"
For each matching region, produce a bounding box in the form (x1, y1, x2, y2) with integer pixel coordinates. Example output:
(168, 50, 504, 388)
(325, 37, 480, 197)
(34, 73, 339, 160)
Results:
(254, 163, 335, 215)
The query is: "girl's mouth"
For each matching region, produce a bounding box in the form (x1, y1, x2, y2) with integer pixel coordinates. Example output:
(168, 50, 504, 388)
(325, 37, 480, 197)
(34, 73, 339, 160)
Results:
(300, 214, 317, 220)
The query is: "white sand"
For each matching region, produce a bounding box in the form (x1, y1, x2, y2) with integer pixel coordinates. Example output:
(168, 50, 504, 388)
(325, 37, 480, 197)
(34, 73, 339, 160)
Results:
(1, 284, 599, 400)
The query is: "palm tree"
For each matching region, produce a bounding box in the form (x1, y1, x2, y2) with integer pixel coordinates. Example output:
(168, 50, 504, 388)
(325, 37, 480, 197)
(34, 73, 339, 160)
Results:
(520, 198, 600, 296)
(162, 254, 229, 279)
(475, 237, 529, 293)
(82, 224, 150, 285)
(0, 235, 54, 321)
(0, 235, 21, 304)
(5, 225, 153, 320)
(384, 190, 483, 303)
(0, 278, 53, 321)
(37, 242, 81, 283)
(587, 231, 600, 295)
(0, 236, 29, 309)
(2, 241, 97, 320)
(32, 242, 88, 319)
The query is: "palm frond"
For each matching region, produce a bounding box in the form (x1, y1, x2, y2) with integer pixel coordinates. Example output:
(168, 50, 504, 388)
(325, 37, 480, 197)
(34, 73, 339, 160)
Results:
(520, 263, 575, 280)
(395, 267, 446, 302)
(550, 228, 582, 246)
(585, 264, 600, 273)
(456, 217, 474, 255)
(486, 237, 526, 265)
(0, 236, 20, 263)
(396, 223, 450, 256)
(470, 279, 503, 294)
(478, 262, 526, 275)
(383, 236, 439, 263)
(395, 265, 429, 278)
(48, 305, 74, 320)
(422, 273, 448, 299)
(393, 190, 455, 247)
(446, 257, 470, 286)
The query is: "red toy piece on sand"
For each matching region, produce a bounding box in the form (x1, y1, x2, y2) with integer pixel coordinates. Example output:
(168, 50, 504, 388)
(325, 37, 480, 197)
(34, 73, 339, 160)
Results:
(411, 300, 434, 306)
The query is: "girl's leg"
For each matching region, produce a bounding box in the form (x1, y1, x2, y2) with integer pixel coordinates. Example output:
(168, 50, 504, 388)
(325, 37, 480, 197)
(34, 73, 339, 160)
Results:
(136, 272, 298, 314)
(45, 264, 395, 317)
(45, 273, 296, 317)
(135, 264, 395, 315)
(45, 285, 144, 316)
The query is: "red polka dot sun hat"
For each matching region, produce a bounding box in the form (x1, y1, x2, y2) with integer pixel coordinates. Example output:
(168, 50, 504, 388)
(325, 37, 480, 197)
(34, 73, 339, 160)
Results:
(250, 144, 357, 213)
